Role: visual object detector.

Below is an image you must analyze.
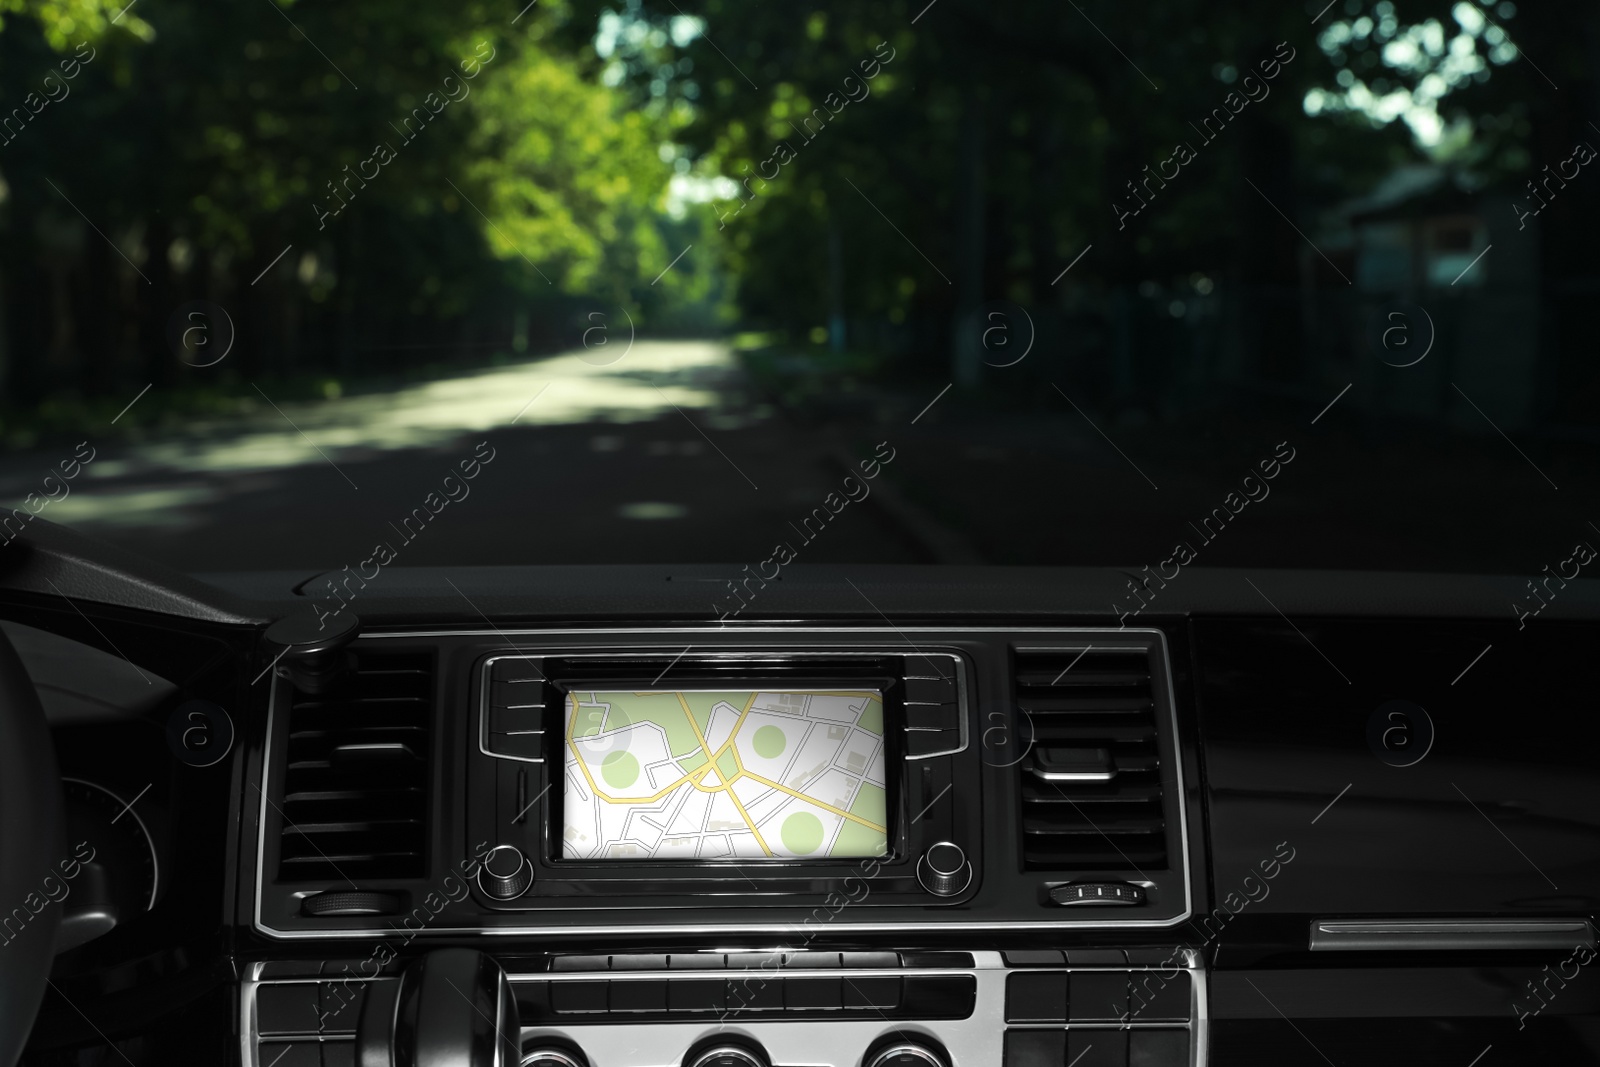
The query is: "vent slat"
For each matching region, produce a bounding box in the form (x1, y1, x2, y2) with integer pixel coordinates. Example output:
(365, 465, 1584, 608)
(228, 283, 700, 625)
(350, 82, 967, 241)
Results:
(280, 851, 424, 867)
(1027, 724, 1156, 744)
(1023, 783, 1163, 803)
(284, 825, 425, 838)
(1016, 670, 1151, 689)
(275, 649, 433, 883)
(1023, 814, 1164, 834)
(1022, 843, 1168, 867)
(1020, 697, 1153, 714)
(284, 787, 425, 803)
(1013, 648, 1169, 872)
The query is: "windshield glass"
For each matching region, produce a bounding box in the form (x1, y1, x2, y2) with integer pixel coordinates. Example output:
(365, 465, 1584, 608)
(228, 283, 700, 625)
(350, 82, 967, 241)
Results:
(1, 0, 1594, 574)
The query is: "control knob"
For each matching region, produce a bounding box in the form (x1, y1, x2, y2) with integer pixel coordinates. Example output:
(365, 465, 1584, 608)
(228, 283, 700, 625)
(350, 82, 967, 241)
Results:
(477, 844, 532, 900)
(916, 841, 972, 897)
(865, 1040, 948, 1067)
(685, 1043, 769, 1067)
(522, 1048, 587, 1067)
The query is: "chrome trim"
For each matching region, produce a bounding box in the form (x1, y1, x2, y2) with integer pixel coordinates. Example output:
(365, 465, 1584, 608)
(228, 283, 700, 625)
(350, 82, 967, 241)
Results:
(521, 1051, 584, 1067)
(1190, 949, 1209, 1067)
(1030, 768, 1117, 782)
(514, 966, 974, 982)
(1309, 918, 1596, 952)
(866, 1045, 943, 1067)
(686, 1047, 763, 1067)
(915, 842, 972, 898)
(870, 1043, 940, 1067)
(478, 653, 544, 764)
(64, 777, 159, 912)
(479, 844, 533, 900)
(253, 626, 1192, 939)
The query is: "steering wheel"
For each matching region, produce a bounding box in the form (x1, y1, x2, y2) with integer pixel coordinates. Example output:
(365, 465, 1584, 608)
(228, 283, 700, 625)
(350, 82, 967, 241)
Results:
(0, 626, 65, 1067)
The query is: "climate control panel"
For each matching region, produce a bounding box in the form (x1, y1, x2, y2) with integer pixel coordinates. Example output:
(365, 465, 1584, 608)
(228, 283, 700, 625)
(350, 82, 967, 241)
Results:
(240, 950, 1204, 1067)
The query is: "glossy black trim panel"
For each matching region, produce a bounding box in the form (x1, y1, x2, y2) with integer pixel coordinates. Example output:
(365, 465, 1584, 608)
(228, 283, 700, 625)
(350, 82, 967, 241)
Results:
(1310, 919, 1596, 952)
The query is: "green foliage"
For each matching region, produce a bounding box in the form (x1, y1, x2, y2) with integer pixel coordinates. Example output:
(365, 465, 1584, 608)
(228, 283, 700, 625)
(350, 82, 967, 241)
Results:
(463, 38, 670, 297)
(0, 0, 1592, 411)
(0, 0, 709, 404)
(0, 0, 149, 47)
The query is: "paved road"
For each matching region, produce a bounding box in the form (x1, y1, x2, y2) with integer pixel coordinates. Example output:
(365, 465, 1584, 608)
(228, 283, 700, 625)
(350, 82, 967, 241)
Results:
(3, 341, 933, 573)
(5, 337, 1593, 580)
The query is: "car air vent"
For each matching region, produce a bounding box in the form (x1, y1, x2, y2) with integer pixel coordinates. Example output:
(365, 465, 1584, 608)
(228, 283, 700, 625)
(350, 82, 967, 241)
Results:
(276, 649, 433, 881)
(1013, 646, 1168, 871)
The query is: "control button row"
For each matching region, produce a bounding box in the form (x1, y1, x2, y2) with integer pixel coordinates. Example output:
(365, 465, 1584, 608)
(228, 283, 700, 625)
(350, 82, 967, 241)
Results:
(518, 973, 975, 1020)
(536, 975, 906, 1014)
(547, 950, 902, 972)
(257, 980, 387, 1037)
(1003, 1028, 1187, 1067)
(901, 669, 960, 759)
(1002, 949, 1167, 967)
(483, 667, 548, 761)
(255, 1041, 355, 1067)
(1005, 970, 1190, 1024)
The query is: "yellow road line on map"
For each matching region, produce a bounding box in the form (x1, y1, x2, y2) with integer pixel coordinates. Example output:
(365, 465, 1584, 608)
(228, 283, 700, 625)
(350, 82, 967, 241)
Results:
(677, 691, 718, 765)
(565, 692, 609, 801)
(739, 770, 887, 833)
(705, 692, 760, 764)
(723, 746, 774, 856)
(724, 774, 773, 857)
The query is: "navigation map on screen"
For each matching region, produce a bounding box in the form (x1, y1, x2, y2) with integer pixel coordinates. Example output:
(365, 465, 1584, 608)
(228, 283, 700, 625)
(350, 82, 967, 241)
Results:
(561, 689, 888, 861)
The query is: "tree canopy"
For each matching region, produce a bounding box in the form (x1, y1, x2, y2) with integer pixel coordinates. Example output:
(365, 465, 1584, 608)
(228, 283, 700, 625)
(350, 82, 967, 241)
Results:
(0, 0, 1593, 410)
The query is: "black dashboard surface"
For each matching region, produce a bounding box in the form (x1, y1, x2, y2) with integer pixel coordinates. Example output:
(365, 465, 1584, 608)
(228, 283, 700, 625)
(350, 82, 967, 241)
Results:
(3, 535, 1597, 1066)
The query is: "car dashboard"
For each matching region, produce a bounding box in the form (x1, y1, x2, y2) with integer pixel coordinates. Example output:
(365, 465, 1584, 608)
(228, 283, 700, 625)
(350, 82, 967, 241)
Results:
(7, 525, 1600, 1067)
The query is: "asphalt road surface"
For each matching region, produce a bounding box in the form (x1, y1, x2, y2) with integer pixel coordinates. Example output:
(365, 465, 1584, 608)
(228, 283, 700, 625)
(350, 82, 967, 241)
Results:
(4, 338, 1594, 580)
(4, 341, 933, 574)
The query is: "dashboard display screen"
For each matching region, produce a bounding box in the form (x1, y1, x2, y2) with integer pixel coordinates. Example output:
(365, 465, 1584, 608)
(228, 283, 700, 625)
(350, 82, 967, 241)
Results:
(560, 689, 888, 861)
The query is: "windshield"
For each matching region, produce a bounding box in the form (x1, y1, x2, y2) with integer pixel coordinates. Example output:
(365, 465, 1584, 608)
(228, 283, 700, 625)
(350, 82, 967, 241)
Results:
(1, 0, 1594, 574)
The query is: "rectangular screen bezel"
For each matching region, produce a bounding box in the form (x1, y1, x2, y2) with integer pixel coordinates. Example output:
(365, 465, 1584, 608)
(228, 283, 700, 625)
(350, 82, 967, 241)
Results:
(469, 648, 973, 906)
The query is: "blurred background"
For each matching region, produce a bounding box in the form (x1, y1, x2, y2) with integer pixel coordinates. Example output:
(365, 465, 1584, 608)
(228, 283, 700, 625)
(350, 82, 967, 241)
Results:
(0, 0, 1596, 573)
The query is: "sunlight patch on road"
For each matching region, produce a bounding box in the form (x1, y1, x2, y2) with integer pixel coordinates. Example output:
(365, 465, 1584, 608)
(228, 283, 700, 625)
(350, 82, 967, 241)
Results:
(617, 502, 688, 520)
(108, 340, 737, 479)
(5, 340, 743, 530)
(40, 485, 216, 527)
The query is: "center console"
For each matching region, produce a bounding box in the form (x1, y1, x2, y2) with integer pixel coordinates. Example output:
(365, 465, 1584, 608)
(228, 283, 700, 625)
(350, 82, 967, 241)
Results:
(242, 626, 1204, 1066)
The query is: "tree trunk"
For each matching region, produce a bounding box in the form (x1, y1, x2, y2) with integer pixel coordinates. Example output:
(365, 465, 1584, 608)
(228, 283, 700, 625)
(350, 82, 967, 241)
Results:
(827, 220, 845, 352)
(140, 216, 175, 391)
(950, 89, 985, 386)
